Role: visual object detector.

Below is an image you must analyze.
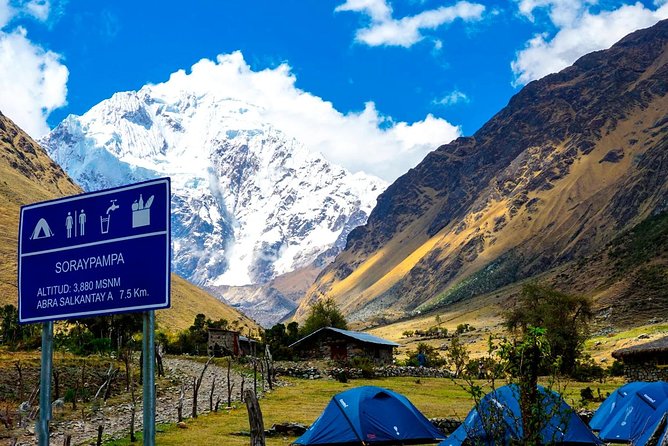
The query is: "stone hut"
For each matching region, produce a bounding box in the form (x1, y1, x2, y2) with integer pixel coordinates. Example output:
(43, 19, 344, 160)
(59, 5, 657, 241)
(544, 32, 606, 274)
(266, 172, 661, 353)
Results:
(207, 328, 240, 357)
(289, 327, 399, 365)
(612, 336, 668, 382)
(239, 335, 259, 356)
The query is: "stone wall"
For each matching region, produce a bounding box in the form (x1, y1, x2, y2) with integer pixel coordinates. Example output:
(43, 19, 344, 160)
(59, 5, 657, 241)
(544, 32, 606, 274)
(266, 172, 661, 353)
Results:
(275, 364, 453, 380)
(429, 418, 462, 436)
(207, 330, 239, 356)
(623, 359, 668, 382)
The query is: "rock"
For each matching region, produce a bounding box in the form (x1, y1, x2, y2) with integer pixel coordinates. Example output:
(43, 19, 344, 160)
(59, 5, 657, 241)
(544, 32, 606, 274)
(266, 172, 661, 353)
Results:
(177, 421, 188, 429)
(598, 148, 624, 163)
(269, 422, 308, 436)
(429, 418, 461, 435)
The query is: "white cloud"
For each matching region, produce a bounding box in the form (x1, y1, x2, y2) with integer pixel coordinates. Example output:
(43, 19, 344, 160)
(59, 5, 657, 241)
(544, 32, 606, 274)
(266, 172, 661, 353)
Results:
(0, 1, 13, 28)
(516, 0, 594, 26)
(0, 0, 67, 138)
(0, 28, 68, 137)
(151, 52, 461, 181)
(24, 0, 51, 22)
(336, 0, 485, 47)
(512, 1, 668, 85)
(336, 0, 392, 22)
(434, 89, 470, 106)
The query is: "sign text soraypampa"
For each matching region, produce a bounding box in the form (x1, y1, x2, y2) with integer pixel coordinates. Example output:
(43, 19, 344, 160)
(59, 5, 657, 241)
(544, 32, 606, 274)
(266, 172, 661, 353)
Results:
(18, 178, 171, 323)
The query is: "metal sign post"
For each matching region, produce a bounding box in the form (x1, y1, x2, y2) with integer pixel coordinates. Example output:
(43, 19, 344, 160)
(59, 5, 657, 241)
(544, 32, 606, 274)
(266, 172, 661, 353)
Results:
(37, 321, 53, 446)
(18, 178, 171, 446)
(143, 311, 156, 445)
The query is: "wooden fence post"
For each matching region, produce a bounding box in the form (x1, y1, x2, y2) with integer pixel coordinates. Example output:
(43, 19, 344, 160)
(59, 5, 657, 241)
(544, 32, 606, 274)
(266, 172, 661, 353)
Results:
(244, 390, 266, 446)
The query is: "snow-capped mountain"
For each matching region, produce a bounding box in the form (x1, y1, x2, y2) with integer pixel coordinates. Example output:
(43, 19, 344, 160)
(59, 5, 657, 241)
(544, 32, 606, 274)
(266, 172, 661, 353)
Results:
(41, 84, 386, 324)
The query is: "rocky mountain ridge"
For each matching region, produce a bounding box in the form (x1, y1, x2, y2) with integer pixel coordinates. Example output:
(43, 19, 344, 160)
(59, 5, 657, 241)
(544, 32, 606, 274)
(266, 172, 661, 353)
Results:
(298, 20, 668, 324)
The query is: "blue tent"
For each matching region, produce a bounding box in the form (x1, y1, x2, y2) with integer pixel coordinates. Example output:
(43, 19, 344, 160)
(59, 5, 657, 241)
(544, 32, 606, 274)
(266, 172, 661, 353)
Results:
(440, 384, 602, 446)
(633, 413, 667, 446)
(589, 381, 644, 431)
(292, 386, 445, 445)
(595, 381, 668, 445)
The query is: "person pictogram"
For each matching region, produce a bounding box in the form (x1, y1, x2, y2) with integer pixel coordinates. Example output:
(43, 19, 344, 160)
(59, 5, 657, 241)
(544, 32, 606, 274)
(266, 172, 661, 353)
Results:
(66, 212, 74, 238)
(79, 209, 86, 236)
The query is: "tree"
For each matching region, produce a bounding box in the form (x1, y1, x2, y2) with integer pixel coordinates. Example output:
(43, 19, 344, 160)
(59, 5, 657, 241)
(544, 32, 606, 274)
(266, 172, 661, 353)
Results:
(497, 327, 553, 446)
(445, 334, 469, 377)
(455, 331, 565, 446)
(300, 298, 347, 336)
(405, 342, 446, 367)
(286, 322, 299, 344)
(78, 313, 143, 352)
(504, 282, 593, 375)
(0, 305, 40, 349)
(0, 305, 20, 344)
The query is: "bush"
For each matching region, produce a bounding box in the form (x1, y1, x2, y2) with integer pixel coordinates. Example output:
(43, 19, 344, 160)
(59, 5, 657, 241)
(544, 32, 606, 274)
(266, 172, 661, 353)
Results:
(349, 356, 375, 378)
(607, 360, 625, 377)
(456, 323, 474, 334)
(465, 357, 501, 379)
(572, 355, 605, 382)
(580, 386, 595, 403)
(64, 388, 76, 403)
(405, 343, 446, 367)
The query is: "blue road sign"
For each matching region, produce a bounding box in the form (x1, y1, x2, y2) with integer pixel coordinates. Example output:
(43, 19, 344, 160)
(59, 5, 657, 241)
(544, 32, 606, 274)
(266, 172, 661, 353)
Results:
(18, 178, 171, 323)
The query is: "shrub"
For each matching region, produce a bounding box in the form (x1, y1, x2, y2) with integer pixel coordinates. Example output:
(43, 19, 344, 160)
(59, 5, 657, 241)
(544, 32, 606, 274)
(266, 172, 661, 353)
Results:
(406, 343, 446, 368)
(580, 386, 594, 403)
(572, 355, 605, 382)
(607, 360, 625, 377)
(349, 356, 375, 378)
(64, 388, 76, 403)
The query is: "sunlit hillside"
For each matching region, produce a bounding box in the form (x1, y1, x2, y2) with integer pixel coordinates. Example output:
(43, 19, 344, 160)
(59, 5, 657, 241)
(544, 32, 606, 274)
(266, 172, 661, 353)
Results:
(299, 20, 668, 331)
(0, 111, 260, 334)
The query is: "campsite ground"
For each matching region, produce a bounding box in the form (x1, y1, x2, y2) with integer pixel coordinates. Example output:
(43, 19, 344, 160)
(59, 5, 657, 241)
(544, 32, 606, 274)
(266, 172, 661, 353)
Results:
(107, 376, 621, 446)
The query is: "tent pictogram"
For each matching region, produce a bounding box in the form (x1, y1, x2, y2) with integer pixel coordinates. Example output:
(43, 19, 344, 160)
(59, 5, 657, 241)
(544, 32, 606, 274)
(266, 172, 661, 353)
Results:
(30, 218, 54, 240)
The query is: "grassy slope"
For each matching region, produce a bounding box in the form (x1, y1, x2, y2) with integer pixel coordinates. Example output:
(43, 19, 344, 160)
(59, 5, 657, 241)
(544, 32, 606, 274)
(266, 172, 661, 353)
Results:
(0, 113, 81, 305)
(0, 112, 260, 335)
(107, 376, 621, 446)
(297, 28, 668, 326)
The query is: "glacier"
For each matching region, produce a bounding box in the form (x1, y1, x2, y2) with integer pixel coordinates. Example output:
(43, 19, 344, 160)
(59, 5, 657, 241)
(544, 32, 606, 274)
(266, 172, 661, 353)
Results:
(41, 85, 386, 325)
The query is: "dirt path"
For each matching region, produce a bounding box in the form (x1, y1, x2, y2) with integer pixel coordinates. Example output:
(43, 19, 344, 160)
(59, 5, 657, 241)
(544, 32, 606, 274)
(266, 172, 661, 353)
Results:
(11, 357, 260, 445)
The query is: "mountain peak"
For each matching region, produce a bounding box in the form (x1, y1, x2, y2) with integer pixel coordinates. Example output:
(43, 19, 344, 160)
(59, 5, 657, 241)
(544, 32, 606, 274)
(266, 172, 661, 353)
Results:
(41, 81, 386, 324)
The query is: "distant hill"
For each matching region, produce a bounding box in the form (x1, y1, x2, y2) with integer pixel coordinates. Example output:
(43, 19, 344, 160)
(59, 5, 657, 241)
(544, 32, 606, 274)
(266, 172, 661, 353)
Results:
(298, 20, 668, 327)
(0, 111, 259, 334)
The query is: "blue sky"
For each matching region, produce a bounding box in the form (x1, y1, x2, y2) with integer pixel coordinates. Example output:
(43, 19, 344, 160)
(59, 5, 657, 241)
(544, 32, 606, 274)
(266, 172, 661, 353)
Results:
(1, 0, 666, 180)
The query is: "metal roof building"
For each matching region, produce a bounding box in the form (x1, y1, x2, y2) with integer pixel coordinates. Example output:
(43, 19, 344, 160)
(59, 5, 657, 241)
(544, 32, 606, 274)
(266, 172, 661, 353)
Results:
(289, 327, 399, 365)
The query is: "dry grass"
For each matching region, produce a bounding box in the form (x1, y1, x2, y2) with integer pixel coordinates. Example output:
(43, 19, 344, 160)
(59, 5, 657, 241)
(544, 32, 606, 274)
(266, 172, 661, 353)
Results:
(299, 93, 668, 331)
(585, 323, 668, 362)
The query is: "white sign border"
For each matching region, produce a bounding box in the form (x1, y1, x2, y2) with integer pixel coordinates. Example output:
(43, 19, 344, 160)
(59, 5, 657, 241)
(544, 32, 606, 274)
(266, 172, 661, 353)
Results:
(18, 178, 171, 323)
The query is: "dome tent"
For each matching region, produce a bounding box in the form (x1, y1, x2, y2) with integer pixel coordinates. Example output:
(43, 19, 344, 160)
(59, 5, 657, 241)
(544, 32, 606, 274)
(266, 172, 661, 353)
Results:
(589, 381, 645, 431)
(292, 386, 445, 445)
(593, 381, 668, 446)
(441, 384, 601, 446)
